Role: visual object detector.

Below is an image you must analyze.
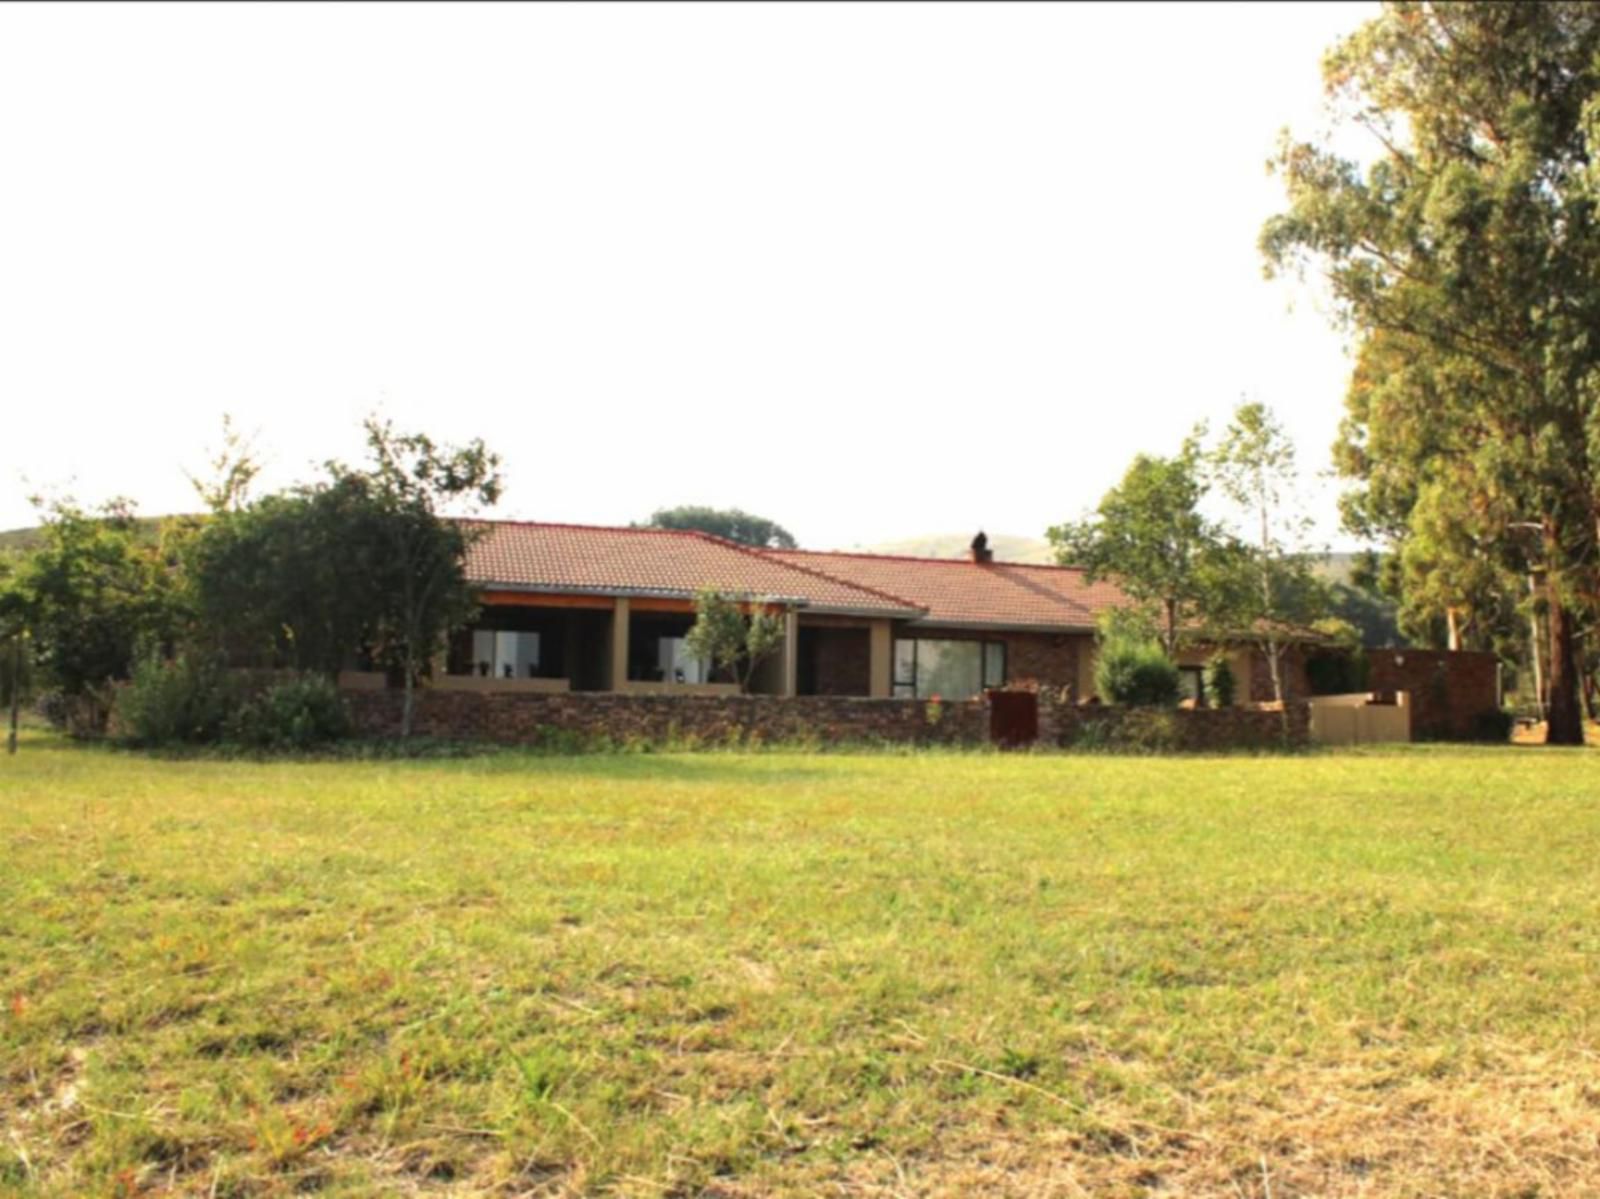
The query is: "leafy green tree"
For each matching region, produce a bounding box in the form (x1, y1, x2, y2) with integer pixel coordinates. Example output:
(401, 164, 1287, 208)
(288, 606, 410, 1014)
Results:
(1094, 634, 1180, 707)
(187, 480, 388, 674)
(1, 555, 31, 753)
(645, 506, 797, 549)
(683, 589, 786, 693)
(1048, 431, 1227, 657)
(326, 419, 502, 738)
(187, 413, 262, 515)
(1261, 1, 1600, 744)
(11, 497, 183, 730)
(1206, 402, 1330, 714)
(1202, 653, 1236, 708)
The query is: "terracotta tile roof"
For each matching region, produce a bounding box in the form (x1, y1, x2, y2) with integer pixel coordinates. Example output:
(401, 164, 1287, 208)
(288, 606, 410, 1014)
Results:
(767, 548, 1128, 631)
(461, 521, 923, 617)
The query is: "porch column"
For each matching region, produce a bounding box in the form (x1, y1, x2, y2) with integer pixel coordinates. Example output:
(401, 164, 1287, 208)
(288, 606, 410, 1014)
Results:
(610, 596, 630, 692)
(869, 619, 892, 698)
(781, 606, 799, 697)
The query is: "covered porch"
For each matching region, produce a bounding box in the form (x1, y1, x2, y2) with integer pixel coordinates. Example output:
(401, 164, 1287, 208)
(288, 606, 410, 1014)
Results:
(440, 593, 901, 698)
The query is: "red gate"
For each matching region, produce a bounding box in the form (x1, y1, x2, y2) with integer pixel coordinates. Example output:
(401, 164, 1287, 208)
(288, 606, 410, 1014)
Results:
(987, 689, 1038, 748)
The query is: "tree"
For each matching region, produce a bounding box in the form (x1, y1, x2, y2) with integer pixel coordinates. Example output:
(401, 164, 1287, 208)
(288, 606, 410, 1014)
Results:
(326, 419, 502, 738)
(683, 589, 786, 693)
(1, 555, 31, 754)
(1047, 431, 1226, 657)
(1207, 402, 1330, 718)
(187, 413, 262, 515)
(11, 497, 183, 731)
(645, 506, 797, 549)
(1261, 2, 1600, 744)
(186, 479, 389, 674)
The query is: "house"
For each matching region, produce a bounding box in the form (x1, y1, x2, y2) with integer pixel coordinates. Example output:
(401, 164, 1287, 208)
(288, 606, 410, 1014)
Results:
(439, 521, 1304, 704)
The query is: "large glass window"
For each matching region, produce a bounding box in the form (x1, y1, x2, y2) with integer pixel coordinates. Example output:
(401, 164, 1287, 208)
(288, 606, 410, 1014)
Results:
(892, 638, 1006, 699)
(471, 630, 541, 679)
(656, 636, 712, 684)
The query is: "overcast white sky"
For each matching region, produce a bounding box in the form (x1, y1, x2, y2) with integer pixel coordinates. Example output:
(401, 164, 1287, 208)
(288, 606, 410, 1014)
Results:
(0, 1, 1379, 551)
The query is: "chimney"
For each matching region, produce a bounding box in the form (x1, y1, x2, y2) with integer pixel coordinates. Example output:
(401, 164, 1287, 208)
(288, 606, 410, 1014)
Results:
(969, 530, 993, 564)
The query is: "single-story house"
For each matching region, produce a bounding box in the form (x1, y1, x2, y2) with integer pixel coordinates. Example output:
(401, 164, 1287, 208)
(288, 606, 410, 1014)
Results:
(439, 522, 1307, 704)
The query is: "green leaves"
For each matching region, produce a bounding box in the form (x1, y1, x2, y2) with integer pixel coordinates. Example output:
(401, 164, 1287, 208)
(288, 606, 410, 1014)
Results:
(683, 590, 786, 694)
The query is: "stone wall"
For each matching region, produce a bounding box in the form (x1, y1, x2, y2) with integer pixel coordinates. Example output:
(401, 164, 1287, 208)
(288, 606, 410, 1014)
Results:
(341, 684, 1309, 752)
(344, 688, 986, 747)
(1366, 649, 1499, 740)
(1041, 691, 1310, 751)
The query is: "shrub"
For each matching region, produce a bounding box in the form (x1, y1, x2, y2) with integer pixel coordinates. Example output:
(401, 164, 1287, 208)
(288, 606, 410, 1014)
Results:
(1203, 653, 1236, 708)
(117, 655, 244, 746)
(1094, 637, 1179, 707)
(1305, 649, 1369, 696)
(1069, 710, 1184, 753)
(226, 675, 351, 750)
(1466, 707, 1514, 744)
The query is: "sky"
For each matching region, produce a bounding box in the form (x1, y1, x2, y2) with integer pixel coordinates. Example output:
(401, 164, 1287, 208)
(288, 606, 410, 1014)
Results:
(0, 1, 1381, 552)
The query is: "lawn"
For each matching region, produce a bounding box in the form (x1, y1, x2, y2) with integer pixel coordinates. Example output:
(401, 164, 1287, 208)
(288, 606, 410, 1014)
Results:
(3, 735, 1599, 1197)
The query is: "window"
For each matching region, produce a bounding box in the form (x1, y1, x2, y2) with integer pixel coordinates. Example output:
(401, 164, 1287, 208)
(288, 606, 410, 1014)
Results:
(471, 630, 541, 679)
(892, 638, 1007, 699)
(656, 636, 712, 684)
(1178, 665, 1204, 705)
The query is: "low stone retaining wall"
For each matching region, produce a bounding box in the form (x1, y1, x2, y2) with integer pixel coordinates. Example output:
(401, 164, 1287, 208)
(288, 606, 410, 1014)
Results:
(1045, 696, 1311, 751)
(344, 689, 987, 747)
(343, 686, 1308, 751)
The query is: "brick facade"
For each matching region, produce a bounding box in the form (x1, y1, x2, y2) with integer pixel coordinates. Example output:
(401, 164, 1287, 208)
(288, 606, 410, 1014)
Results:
(894, 626, 1084, 695)
(1239, 645, 1311, 703)
(1367, 649, 1499, 740)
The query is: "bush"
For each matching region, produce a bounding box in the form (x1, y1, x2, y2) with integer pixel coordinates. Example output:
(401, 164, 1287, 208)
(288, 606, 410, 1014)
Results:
(1094, 637, 1179, 707)
(1203, 653, 1236, 708)
(1069, 710, 1184, 753)
(226, 675, 351, 750)
(117, 655, 244, 746)
(1305, 649, 1369, 696)
(1466, 707, 1514, 744)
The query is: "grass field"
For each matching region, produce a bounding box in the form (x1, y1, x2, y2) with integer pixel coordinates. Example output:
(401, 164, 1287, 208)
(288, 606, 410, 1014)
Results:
(4, 735, 1600, 1197)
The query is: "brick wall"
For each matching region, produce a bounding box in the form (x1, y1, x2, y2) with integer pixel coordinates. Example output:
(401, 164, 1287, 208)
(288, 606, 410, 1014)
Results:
(344, 689, 986, 747)
(1243, 645, 1312, 704)
(1367, 649, 1499, 740)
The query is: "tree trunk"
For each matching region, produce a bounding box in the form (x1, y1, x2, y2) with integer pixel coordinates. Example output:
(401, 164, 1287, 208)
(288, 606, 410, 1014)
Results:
(1164, 598, 1178, 659)
(1527, 573, 1546, 721)
(401, 651, 416, 740)
(1544, 596, 1584, 746)
(7, 634, 20, 755)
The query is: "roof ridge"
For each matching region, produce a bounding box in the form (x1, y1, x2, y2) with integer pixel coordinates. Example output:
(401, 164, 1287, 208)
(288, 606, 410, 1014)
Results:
(458, 517, 713, 539)
(684, 530, 927, 613)
(773, 545, 1091, 575)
